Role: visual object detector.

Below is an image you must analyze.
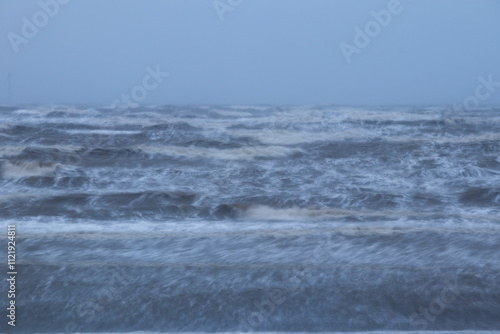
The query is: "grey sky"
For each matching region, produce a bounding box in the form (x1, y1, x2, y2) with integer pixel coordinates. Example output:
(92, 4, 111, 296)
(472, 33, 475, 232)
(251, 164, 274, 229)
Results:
(1, 0, 499, 106)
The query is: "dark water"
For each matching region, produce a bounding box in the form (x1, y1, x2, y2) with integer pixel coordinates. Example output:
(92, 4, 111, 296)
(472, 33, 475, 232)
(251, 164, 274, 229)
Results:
(0, 105, 499, 333)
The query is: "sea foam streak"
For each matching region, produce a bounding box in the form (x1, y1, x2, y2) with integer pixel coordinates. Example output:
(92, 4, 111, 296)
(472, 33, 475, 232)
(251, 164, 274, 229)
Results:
(1, 160, 59, 178)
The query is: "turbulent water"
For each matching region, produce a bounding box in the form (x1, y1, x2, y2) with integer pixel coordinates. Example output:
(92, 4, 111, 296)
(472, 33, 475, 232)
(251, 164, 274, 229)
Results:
(0, 105, 499, 333)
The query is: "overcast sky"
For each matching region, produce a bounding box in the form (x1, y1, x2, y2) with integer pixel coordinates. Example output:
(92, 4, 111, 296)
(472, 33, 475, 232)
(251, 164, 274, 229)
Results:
(0, 0, 499, 106)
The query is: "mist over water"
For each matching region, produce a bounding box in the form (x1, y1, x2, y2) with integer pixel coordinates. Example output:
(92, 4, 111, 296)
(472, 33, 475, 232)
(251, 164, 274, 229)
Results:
(0, 105, 499, 332)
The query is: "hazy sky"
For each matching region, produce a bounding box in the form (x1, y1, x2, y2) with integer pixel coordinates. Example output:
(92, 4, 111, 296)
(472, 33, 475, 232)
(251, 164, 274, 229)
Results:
(1, 0, 499, 106)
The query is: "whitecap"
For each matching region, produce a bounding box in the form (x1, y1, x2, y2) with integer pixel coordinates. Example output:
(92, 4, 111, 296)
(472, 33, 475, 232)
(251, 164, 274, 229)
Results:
(135, 144, 302, 160)
(1, 160, 60, 178)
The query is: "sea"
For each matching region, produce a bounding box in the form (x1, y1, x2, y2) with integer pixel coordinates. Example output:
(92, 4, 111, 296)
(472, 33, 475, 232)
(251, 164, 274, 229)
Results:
(0, 105, 499, 333)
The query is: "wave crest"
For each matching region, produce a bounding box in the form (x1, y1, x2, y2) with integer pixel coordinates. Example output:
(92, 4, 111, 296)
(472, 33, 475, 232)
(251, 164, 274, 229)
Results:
(1, 160, 59, 179)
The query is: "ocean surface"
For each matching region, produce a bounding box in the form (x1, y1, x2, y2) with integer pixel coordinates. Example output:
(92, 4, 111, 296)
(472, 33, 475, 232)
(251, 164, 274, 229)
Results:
(0, 105, 499, 333)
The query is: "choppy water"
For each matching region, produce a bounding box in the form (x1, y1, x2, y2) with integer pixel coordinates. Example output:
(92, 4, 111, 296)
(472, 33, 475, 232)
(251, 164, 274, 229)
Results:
(0, 105, 499, 332)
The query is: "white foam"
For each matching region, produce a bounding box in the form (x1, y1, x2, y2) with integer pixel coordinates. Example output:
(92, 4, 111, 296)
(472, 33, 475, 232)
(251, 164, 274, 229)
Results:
(5, 215, 500, 239)
(65, 129, 142, 135)
(243, 205, 500, 222)
(1, 160, 59, 178)
(135, 145, 302, 160)
(228, 128, 373, 145)
(13, 108, 49, 115)
(385, 132, 500, 144)
(213, 109, 253, 117)
(0, 192, 42, 201)
(0, 146, 25, 158)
